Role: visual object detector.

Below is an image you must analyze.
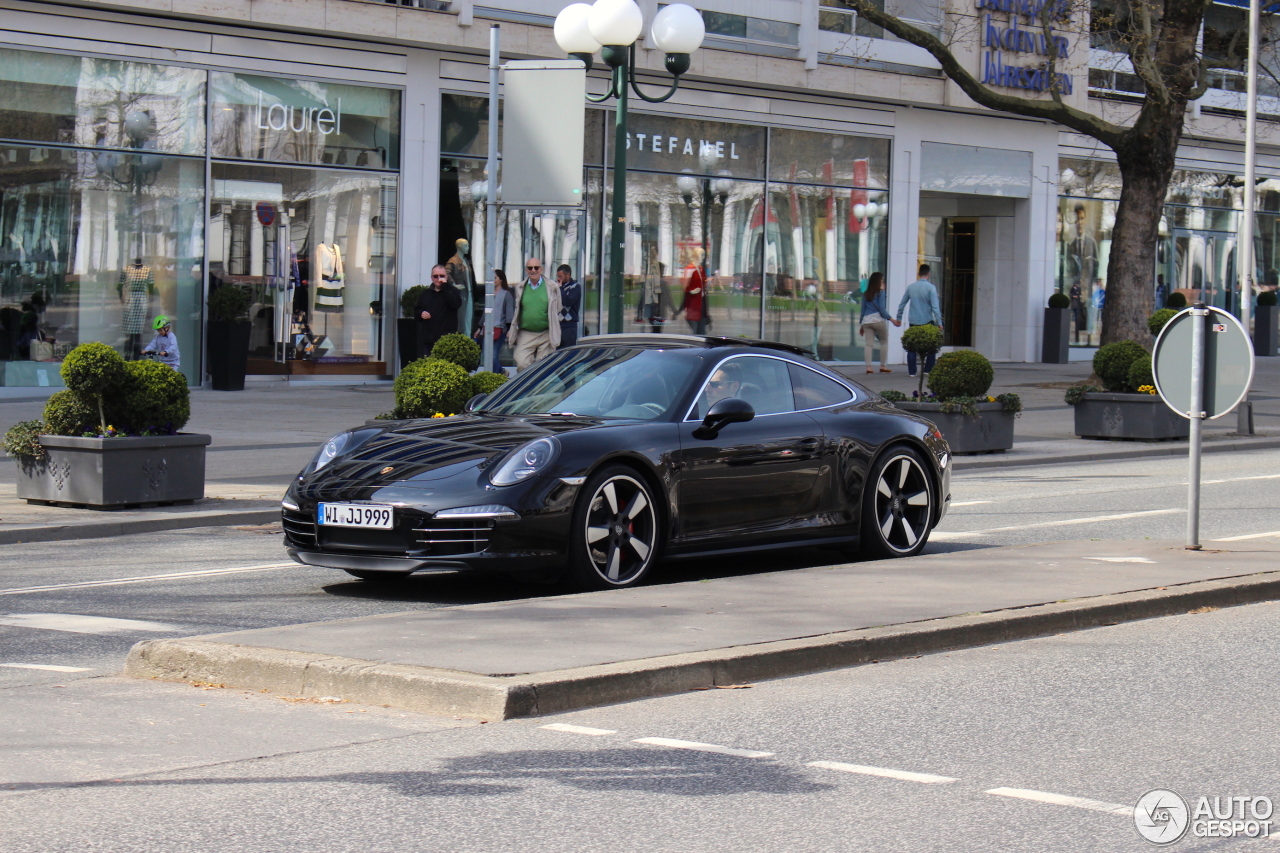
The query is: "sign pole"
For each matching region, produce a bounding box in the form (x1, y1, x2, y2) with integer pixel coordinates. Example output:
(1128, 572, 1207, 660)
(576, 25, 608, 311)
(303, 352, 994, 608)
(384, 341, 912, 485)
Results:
(1186, 304, 1207, 550)
(1237, 0, 1260, 435)
(482, 24, 499, 375)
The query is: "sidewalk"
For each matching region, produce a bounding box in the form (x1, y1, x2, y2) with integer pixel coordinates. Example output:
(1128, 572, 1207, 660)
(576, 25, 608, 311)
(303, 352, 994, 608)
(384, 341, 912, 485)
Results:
(126, 538, 1280, 719)
(1, 358, 1277, 541)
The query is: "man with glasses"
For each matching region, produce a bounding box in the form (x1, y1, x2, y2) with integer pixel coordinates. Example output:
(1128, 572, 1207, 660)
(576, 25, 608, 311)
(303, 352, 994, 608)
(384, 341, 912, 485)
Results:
(697, 361, 744, 417)
(509, 258, 563, 370)
(415, 264, 462, 359)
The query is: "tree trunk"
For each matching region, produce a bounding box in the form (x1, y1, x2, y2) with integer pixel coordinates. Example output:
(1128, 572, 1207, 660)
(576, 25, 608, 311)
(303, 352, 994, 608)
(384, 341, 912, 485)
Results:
(1101, 116, 1183, 347)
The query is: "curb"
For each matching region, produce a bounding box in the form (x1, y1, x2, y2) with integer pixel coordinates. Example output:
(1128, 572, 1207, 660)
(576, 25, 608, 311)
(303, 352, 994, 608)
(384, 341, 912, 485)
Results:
(0, 508, 281, 545)
(124, 569, 1280, 720)
(953, 436, 1280, 471)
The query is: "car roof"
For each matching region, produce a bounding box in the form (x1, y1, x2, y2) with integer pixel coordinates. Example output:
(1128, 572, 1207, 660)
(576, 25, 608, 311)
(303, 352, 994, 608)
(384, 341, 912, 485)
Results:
(577, 333, 815, 357)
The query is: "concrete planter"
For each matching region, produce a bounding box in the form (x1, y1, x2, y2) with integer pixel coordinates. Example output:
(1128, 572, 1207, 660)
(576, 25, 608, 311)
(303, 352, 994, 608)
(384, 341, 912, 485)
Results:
(1041, 306, 1070, 364)
(1255, 303, 1278, 357)
(896, 401, 1015, 454)
(396, 318, 419, 373)
(207, 320, 251, 391)
(1073, 393, 1189, 440)
(16, 433, 211, 507)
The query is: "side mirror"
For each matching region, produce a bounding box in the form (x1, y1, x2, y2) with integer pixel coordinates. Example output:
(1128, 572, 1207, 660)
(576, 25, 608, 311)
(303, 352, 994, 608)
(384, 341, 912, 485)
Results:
(693, 397, 754, 439)
(464, 393, 487, 413)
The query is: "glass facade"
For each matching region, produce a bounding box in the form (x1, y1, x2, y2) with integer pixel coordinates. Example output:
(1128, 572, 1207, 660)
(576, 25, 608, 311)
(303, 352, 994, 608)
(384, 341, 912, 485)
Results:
(440, 94, 891, 362)
(0, 45, 400, 387)
(1057, 158, 1253, 346)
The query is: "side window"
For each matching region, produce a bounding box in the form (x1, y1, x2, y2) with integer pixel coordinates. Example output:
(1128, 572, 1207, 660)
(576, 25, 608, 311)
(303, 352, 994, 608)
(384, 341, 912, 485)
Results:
(788, 364, 855, 409)
(693, 356, 796, 418)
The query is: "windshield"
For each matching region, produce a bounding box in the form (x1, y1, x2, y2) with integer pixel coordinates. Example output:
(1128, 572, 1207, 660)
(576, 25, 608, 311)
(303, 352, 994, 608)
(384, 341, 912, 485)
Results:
(480, 347, 698, 419)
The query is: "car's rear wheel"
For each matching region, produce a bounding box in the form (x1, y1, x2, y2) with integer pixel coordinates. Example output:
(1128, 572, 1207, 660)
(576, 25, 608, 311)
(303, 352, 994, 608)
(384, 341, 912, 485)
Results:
(567, 465, 662, 590)
(861, 447, 935, 559)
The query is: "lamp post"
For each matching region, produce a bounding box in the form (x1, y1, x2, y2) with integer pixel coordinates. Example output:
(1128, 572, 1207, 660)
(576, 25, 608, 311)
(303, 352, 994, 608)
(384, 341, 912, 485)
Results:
(94, 110, 163, 260)
(554, 0, 705, 333)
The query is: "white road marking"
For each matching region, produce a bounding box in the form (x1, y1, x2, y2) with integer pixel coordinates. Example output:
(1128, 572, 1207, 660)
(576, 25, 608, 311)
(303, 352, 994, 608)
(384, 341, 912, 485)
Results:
(932, 508, 1181, 539)
(541, 723, 617, 736)
(0, 663, 92, 672)
(0, 563, 296, 596)
(633, 737, 774, 758)
(1197, 473, 1280, 485)
(1089, 557, 1156, 564)
(806, 760, 957, 784)
(950, 500, 993, 507)
(985, 787, 1133, 816)
(1213, 530, 1280, 541)
(0, 613, 181, 634)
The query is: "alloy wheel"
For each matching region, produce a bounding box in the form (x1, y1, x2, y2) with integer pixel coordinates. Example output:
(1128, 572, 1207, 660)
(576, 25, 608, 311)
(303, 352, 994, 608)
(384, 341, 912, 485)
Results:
(873, 454, 932, 554)
(583, 474, 657, 585)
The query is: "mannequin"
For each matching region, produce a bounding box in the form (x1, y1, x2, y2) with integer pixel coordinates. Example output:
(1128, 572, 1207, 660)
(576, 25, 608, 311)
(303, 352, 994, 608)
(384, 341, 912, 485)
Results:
(446, 238, 478, 335)
(118, 257, 154, 359)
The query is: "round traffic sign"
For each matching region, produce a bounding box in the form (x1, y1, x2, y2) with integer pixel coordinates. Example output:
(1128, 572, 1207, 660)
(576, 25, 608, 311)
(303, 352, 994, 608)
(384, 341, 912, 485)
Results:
(1152, 305, 1254, 420)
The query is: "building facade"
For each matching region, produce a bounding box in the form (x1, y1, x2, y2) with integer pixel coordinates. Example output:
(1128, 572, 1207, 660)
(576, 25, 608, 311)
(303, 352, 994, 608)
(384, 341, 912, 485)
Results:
(0, 0, 1274, 395)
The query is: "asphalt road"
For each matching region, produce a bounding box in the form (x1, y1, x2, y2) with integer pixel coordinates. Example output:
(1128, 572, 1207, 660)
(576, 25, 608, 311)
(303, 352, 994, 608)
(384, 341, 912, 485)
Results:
(3, 592, 1277, 851)
(2, 448, 1277, 691)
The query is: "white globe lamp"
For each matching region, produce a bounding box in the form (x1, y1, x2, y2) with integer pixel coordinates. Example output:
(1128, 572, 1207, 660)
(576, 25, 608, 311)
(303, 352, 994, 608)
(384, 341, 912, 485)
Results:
(650, 4, 705, 54)
(555, 3, 602, 69)
(588, 0, 644, 46)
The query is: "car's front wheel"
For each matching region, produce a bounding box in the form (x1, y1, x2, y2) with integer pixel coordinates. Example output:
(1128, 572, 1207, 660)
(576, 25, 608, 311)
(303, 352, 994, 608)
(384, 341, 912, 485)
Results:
(861, 447, 935, 559)
(567, 465, 662, 590)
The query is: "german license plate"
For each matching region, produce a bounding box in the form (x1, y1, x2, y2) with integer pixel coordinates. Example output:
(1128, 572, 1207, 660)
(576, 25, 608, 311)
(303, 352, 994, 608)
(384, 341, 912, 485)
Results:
(317, 503, 394, 529)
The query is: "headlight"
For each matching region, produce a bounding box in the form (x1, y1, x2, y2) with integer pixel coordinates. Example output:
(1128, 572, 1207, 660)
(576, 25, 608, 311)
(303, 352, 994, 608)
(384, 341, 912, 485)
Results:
(490, 437, 559, 486)
(308, 428, 381, 474)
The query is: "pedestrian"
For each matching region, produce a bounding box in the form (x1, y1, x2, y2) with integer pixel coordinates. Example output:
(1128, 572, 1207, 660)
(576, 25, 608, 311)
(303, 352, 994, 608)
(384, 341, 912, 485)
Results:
(141, 314, 181, 370)
(415, 264, 462, 359)
(490, 268, 514, 374)
(676, 248, 710, 334)
(895, 263, 943, 377)
(509, 257, 562, 370)
(556, 263, 582, 349)
(636, 246, 671, 333)
(859, 271, 893, 374)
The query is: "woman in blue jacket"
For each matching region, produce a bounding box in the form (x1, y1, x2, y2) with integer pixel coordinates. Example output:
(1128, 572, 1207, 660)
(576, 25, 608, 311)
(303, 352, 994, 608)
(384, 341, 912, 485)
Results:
(860, 272, 895, 373)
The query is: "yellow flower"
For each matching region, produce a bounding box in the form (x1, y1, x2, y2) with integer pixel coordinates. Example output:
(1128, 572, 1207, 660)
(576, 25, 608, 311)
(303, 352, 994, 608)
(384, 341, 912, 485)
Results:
(986, 396, 996, 402)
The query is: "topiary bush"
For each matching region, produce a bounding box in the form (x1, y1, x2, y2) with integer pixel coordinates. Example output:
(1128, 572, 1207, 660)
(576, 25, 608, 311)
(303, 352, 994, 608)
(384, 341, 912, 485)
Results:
(1147, 308, 1177, 337)
(1167, 291, 1187, 309)
(394, 357, 473, 418)
(900, 324, 943, 396)
(1127, 354, 1154, 393)
(61, 342, 126, 432)
(1260, 290, 1278, 307)
(927, 350, 994, 400)
(430, 333, 482, 372)
(1048, 292, 1070, 309)
(208, 285, 251, 323)
(1093, 340, 1148, 393)
(400, 285, 427, 319)
(470, 370, 508, 399)
(114, 359, 190, 434)
(43, 389, 97, 436)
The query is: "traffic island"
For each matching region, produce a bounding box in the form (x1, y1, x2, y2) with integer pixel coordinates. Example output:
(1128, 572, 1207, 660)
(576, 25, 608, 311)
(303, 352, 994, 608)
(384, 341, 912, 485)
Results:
(124, 540, 1280, 719)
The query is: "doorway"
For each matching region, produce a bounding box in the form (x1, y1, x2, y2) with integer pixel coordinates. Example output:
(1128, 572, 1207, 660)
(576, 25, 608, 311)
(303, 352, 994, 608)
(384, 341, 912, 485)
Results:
(917, 216, 977, 347)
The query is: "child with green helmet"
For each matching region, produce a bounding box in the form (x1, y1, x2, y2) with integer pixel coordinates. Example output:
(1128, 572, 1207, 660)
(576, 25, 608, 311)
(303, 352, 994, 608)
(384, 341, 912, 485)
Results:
(141, 314, 181, 370)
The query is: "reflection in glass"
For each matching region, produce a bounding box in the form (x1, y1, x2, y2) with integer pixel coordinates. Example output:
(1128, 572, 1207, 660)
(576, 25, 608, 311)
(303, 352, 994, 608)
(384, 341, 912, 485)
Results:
(0, 47, 205, 155)
(766, 186, 889, 358)
(209, 163, 395, 370)
(0, 144, 204, 387)
(768, 128, 890, 189)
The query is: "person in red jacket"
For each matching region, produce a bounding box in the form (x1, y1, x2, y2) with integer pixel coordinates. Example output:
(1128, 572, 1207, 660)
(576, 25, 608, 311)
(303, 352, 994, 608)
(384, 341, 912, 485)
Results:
(676, 248, 710, 334)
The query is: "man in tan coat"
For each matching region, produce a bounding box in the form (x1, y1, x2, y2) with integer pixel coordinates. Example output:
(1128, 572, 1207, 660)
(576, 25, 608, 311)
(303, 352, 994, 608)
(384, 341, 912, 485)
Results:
(508, 257, 563, 370)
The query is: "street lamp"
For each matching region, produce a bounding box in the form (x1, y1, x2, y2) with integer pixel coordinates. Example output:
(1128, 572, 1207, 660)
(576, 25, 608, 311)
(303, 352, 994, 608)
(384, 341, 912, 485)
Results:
(678, 156, 732, 334)
(94, 110, 163, 259)
(554, 0, 705, 333)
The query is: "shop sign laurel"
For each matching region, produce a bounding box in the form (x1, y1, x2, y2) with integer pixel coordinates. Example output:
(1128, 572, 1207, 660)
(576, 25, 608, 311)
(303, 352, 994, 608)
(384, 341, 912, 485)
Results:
(254, 91, 343, 136)
(976, 0, 1075, 95)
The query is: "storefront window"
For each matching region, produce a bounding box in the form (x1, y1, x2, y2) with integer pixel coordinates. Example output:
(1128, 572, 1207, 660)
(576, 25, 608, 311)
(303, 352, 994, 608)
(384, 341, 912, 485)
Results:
(211, 72, 401, 169)
(0, 48, 205, 155)
(208, 163, 395, 372)
(768, 128, 890, 189)
(0, 143, 204, 387)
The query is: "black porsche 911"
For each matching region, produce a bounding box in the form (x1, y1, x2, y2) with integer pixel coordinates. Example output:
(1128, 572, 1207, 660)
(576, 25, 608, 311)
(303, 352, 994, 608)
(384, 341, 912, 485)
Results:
(282, 335, 951, 590)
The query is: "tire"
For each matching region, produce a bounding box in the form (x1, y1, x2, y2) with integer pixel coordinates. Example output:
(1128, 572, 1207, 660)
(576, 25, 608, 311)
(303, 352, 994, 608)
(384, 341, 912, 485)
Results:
(566, 465, 663, 590)
(860, 446, 936, 559)
(343, 569, 412, 582)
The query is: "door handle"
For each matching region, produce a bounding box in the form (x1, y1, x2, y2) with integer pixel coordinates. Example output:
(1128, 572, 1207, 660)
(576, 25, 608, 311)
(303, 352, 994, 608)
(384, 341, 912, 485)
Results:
(797, 437, 822, 453)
